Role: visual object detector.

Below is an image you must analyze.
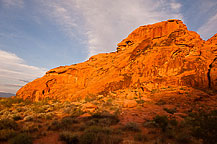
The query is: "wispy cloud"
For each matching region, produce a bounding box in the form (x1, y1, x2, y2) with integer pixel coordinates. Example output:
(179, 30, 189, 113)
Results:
(0, 49, 47, 93)
(197, 12, 217, 40)
(170, 1, 182, 11)
(38, 0, 183, 58)
(1, 0, 24, 8)
(37, 0, 81, 39)
(74, 0, 183, 57)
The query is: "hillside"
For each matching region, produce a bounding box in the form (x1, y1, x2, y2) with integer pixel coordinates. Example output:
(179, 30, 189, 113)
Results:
(16, 19, 217, 101)
(0, 19, 216, 144)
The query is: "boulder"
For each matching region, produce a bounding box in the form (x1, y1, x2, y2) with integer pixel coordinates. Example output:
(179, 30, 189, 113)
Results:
(123, 100, 137, 108)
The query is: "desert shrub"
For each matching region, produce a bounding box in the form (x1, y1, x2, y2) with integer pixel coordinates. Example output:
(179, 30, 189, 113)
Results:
(70, 108, 84, 117)
(156, 99, 166, 105)
(163, 108, 177, 114)
(21, 124, 39, 133)
(143, 120, 155, 128)
(9, 133, 33, 144)
(0, 119, 18, 130)
(153, 115, 168, 132)
(189, 110, 217, 144)
(80, 126, 122, 144)
(23, 115, 34, 121)
(136, 99, 145, 104)
(0, 129, 16, 141)
(59, 131, 79, 144)
(0, 98, 27, 107)
(85, 94, 96, 102)
(165, 128, 176, 139)
(32, 106, 46, 113)
(48, 117, 78, 131)
(37, 112, 53, 120)
(169, 118, 178, 126)
(48, 120, 61, 131)
(88, 112, 119, 126)
(134, 133, 148, 142)
(44, 112, 54, 120)
(151, 89, 159, 94)
(12, 114, 22, 121)
(33, 99, 49, 106)
(176, 132, 191, 143)
(122, 122, 140, 132)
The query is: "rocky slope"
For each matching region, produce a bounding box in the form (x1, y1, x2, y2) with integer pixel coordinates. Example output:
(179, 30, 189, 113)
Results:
(16, 19, 217, 101)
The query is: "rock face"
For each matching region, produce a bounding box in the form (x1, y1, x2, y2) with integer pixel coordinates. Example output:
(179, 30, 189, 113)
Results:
(16, 19, 217, 101)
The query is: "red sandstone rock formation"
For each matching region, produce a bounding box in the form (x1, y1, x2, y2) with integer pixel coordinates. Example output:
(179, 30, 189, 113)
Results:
(16, 19, 217, 101)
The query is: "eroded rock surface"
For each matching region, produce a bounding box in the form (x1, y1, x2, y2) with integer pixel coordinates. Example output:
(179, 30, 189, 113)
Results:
(16, 19, 217, 101)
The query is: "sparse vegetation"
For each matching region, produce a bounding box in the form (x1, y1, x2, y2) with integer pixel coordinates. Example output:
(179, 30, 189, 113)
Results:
(59, 131, 79, 144)
(188, 110, 217, 144)
(176, 132, 191, 143)
(163, 107, 177, 114)
(0, 129, 16, 141)
(0, 119, 18, 130)
(122, 122, 141, 132)
(156, 99, 166, 105)
(134, 133, 148, 142)
(80, 126, 122, 144)
(153, 115, 169, 132)
(136, 99, 145, 104)
(0, 88, 216, 144)
(9, 133, 33, 144)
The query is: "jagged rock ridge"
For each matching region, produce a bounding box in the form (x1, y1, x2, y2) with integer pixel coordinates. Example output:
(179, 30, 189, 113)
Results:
(16, 19, 217, 101)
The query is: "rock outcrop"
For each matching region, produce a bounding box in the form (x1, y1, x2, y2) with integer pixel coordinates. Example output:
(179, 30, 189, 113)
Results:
(16, 19, 217, 101)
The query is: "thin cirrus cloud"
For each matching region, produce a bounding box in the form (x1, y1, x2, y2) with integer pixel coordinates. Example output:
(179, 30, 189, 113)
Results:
(198, 12, 217, 40)
(37, 0, 183, 58)
(0, 50, 47, 93)
(1, 0, 24, 8)
(0, 0, 183, 93)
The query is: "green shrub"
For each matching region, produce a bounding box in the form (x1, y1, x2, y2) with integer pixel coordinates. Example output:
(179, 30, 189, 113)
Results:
(153, 115, 168, 132)
(80, 126, 121, 144)
(48, 120, 61, 131)
(156, 99, 166, 105)
(21, 124, 39, 133)
(122, 122, 140, 132)
(88, 112, 119, 126)
(136, 99, 145, 104)
(9, 133, 33, 144)
(189, 110, 217, 144)
(0, 98, 30, 107)
(59, 131, 79, 144)
(163, 108, 177, 114)
(12, 114, 22, 121)
(169, 118, 178, 126)
(176, 132, 191, 143)
(70, 108, 84, 117)
(60, 117, 78, 130)
(0, 119, 18, 130)
(84, 94, 96, 102)
(134, 133, 148, 142)
(48, 117, 78, 131)
(143, 121, 155, 128)
(0, 129, 16, 141)
(151, 89, 159, 94)
(32, 107, 45, 113)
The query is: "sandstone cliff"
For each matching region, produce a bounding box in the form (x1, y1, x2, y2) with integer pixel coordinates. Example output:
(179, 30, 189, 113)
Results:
(16, 19, 217, 101)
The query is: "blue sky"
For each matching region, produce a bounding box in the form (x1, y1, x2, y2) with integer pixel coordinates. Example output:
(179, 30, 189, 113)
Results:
(0, 0, 217, 93)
